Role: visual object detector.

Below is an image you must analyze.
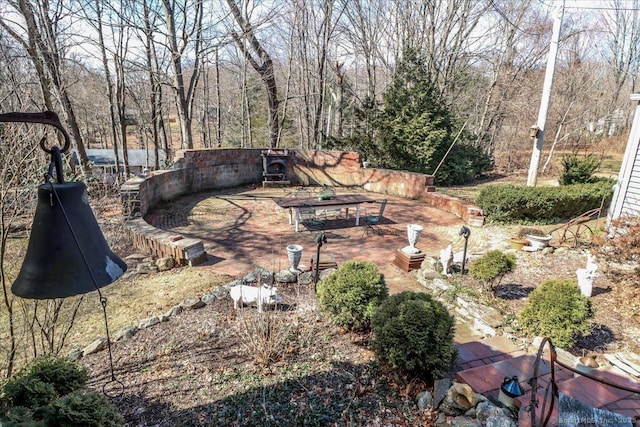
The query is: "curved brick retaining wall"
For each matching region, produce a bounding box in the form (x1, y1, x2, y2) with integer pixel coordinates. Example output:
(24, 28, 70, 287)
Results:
(120, 148, 484, 265)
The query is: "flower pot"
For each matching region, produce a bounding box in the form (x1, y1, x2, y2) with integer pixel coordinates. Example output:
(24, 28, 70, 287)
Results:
(286, 244, 303, 273)
(510, 237, 528, 251)
(402, 224, 423, 254)
(525, 234, 552, 250)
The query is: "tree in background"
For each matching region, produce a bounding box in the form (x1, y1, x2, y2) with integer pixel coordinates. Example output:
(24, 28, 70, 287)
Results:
(346, 50, 491, 185)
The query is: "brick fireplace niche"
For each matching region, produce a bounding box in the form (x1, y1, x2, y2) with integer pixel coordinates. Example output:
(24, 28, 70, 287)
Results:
(261, 149, 291, 186)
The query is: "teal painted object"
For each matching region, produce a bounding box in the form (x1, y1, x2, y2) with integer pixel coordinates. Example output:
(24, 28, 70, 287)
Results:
(501, 376, 524, 397)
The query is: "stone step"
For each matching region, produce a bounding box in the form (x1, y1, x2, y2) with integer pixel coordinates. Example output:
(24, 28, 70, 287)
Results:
(455, 353, 573, 396)
(454, 335, 523, 368)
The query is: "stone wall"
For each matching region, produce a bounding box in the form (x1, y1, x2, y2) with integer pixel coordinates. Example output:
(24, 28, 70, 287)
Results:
(292, 150, 436, 199)
(120, 148, 484, 265)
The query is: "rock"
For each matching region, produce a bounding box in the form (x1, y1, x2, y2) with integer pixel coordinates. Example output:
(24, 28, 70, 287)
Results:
(213, 286, 229, 298)
(155, 257, 175, 271)
(181, 297, 206, 310)
(83, 338, 107, 356)
(456, 299, 503, 328)
(434, 413, 447, 425)
(448, 416, 481, 426)
(298, 271, 315, 285)
(319, 268, 336, 281)
(137, 263, 158, 274)
(125, 253, 147, 262)
(440, 382, 479, 415)
(201, 292, 217, 305)
(476, 401, 513, 423)
(485, 415, 517, 427)
(164, 305, 183, 318)
(66, 348, 83, 360)
(433, 378, 452, 408)
(275, 269, 297, 283)
(139, 316, 163, 329)
(243, 269, 260, 283)
(114, 326, 138, 341)
(260, 269, 274, 285)
(431, 278, 451, 291)
(472, 318, 497, 337)
(416, 390, 433, 410)
(226, 279, 244, 288)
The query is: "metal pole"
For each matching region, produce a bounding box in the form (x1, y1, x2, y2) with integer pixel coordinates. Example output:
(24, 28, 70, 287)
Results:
(527, 1, 565, 187)
(314, 232, 327, 292)
(459, 227, 470, 274)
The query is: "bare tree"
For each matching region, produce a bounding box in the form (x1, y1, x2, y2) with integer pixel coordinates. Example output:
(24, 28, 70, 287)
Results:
(161, 0, 204, 149)
(225, 0, 280, 148)
(598, 0, 640, 136)
(0, 0, 91, 176)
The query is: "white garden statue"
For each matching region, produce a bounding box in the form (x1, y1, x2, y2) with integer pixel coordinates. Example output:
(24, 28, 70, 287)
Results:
(576, 254, 598, 297)
(439, 244, 454, 276)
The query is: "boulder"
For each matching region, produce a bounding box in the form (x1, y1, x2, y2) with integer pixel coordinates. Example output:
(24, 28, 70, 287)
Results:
(115, 326, 139, 341)
(83, 338, 107, 356)
(156, 257, 175, 271)
(181, 297, 206, 310)
(416, 390, 433, 410)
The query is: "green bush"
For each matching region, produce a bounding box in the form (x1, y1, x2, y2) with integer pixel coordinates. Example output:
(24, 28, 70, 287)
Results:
(316, 260, 388, 331)
(1, 406, 41, 427)
(371, 291, 456, 379)
(470, 250, 516, 289)
(517, 279, 593, 348)
(476, 181, 614, 223)
(1, 376, 57, 410)
(17, 354, 89, 396)
(559, 153, 601, 185)
(41, 390, 124, 427)
(0, 355, 122, 427)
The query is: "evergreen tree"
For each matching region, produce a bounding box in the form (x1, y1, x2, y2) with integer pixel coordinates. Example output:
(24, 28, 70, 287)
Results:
(376, 49, 453, 174)
(330, 49, 492, 184)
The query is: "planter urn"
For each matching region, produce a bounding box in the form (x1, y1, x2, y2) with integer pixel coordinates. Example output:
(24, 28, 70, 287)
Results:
(287, 244, 303, 273)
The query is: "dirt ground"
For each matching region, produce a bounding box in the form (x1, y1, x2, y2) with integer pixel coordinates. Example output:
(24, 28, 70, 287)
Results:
(77, 237, 640, 426)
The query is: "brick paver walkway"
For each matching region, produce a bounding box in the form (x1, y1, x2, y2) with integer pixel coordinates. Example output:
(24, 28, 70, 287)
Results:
(144, 185, 501, 294)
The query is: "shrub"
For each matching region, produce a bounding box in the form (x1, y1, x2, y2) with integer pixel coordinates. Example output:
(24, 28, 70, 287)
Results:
(470, 250, 516, 289)
(41, 390, 124, 427)
(516, 226, 546, 238)
(559, 153, 601, 185)
(1, 376, 57, 410)
(1, 406, 40, 426)
(238, 311, 293, 367)
(0, 355, 122, 427)
(371, 291, 456, 379)
(517, 279, 593, 348)
(17, 354, 89, 396)
(476, 181, 614, 224)
(316, 260, 388, 331)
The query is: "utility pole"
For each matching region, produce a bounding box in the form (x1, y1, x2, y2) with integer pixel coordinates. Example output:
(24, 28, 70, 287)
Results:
(527, 1, 565, 187)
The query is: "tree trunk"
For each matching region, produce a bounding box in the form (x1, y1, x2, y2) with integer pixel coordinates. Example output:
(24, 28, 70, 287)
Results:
(225, 0, 280, 148)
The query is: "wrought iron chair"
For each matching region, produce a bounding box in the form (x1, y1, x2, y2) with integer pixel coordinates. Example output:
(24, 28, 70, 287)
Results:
(298, 204, 325, 231)
(362, 199, 387, 236)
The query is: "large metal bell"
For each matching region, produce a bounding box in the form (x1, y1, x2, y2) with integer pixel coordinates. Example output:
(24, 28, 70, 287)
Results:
(11, 181, 127, 299)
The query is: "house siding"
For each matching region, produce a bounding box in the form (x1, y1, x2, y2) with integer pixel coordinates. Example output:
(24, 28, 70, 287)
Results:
(609, 94, 640, 224)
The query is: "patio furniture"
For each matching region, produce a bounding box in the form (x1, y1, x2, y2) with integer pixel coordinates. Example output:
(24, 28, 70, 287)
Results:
(297, 204, 325, 231)
(273, 194, 375, 232)
(362, 199, 387, 236)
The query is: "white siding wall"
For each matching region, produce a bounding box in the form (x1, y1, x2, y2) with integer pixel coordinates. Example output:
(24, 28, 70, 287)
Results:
(608, 94, 640, 225)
